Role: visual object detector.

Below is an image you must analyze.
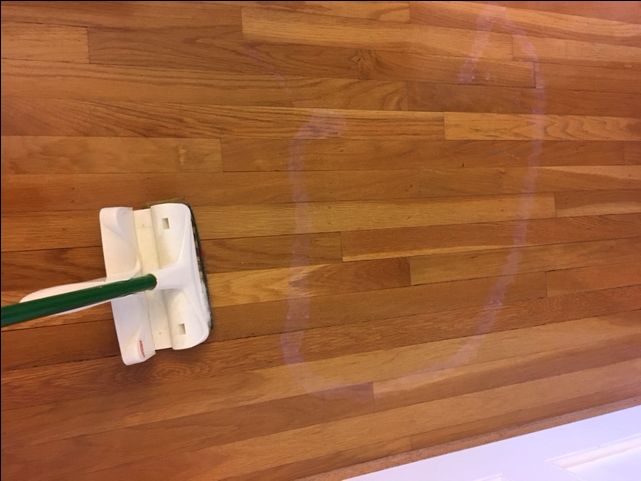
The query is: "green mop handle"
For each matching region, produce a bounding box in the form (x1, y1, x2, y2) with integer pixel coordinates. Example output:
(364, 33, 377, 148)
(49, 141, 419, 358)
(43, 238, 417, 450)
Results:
(0, 274, 157, 327)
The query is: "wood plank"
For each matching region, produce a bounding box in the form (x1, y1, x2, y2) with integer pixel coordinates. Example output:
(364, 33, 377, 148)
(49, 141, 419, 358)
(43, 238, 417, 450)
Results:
(359, 50, 535, 87)
(1, 59, 408, 110)
(213, 1, 410, 22)
(1, 247, 105, 291)
(1, 321, 119, 371)
(210, 258, 411, 306)
(0, 171, 421, 213)
(6, 167, 637, 214)
(625, 141, 641, 163)
(408, 83, 641, 117)
(0, 194, 554, 251)
(536, 63, 641, 95)
(17, 357, 640, 480)
(241, 7, 514, 59)
(556, 190, 641, 217)
(213, 272, 546, 338)
(3, 4, 641, 479)
(0, 384, 376, 481)
(2, 314, 634, 437)
(0, 98, 443, 139)
(410, 2, 641, 47)
(547, 262, 641, 296)
(486, 2, 641, 24)
(222, 138, 628, 171)
(0, 234, 342, 292)
(409, 237, 641, 285)
(0, 23, 88, 62)
(341, 213, 641, 261)
(418, 166, 641, 196)
(513, 35, 641, 68)
(373, 326, 641, 409)
(1, 136, 222, 174)
(192, 195, 555, 239)
(1, 211, 99, 252)
(5, 330, 640, 481)
(5, 283, 638, 386)
(88, 27, 527, 86)
(205, 233, 343, 273)
(445, 113, 641, 141)
(88, 26, 363, 78)
(1, 1, 241, 27)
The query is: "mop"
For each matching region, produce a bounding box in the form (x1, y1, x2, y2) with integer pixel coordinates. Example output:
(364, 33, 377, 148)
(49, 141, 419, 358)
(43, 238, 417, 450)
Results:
(0, 203, 213, 365)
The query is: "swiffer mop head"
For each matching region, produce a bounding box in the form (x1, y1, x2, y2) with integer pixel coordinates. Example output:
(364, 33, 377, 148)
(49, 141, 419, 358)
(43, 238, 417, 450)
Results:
(100, 203, 212, 364)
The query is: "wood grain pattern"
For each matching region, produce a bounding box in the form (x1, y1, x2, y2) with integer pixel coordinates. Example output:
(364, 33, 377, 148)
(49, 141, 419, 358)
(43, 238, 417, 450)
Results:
(1, 97, 442, 139)
(210, 258, 411, 306)
(211, 1, 410, 22)
(241, 7, 514, 58)
(192, 195, 556, 239)
(88, 25, 364, 78)
(212, 272, 547, 338)
(3, 3, 641, 481)
(1, 1, 242, 27)
(342, 213, 641, 261)
(536, 63, 641, 95)
(556, 190, 641, 216)
(222, 139, 629, 171)
(5, 313, 630, 424)
(359, 51, 535, 86)
(513, 35, 641, 68)
(1, 59, 408, 110)
(1, 136, 222, 174)
(6, 167, 637, 213)
(0, 171, 421, 212)
(1, 247, 105, 291)
(409, 237, 641, 285)
(7, 347, 639, 480)
(204, 233, 343, 273)
(487, 1, 641, 24)
(445, 113, 641, 141)
(417, 166, 641, 196)
(0, 23, 88, 62)
(409, 83, 641, 117)
(547, 262, 641, 296)
(410, 2, 641, 46)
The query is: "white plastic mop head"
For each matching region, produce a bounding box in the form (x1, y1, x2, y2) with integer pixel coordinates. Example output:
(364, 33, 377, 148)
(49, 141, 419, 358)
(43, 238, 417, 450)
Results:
(100, 203, 212, 364)
(4, 203, 212, 365)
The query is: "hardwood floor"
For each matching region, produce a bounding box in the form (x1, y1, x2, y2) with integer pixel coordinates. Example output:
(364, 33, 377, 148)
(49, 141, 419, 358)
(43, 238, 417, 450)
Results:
(1, 2, 640, 480)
